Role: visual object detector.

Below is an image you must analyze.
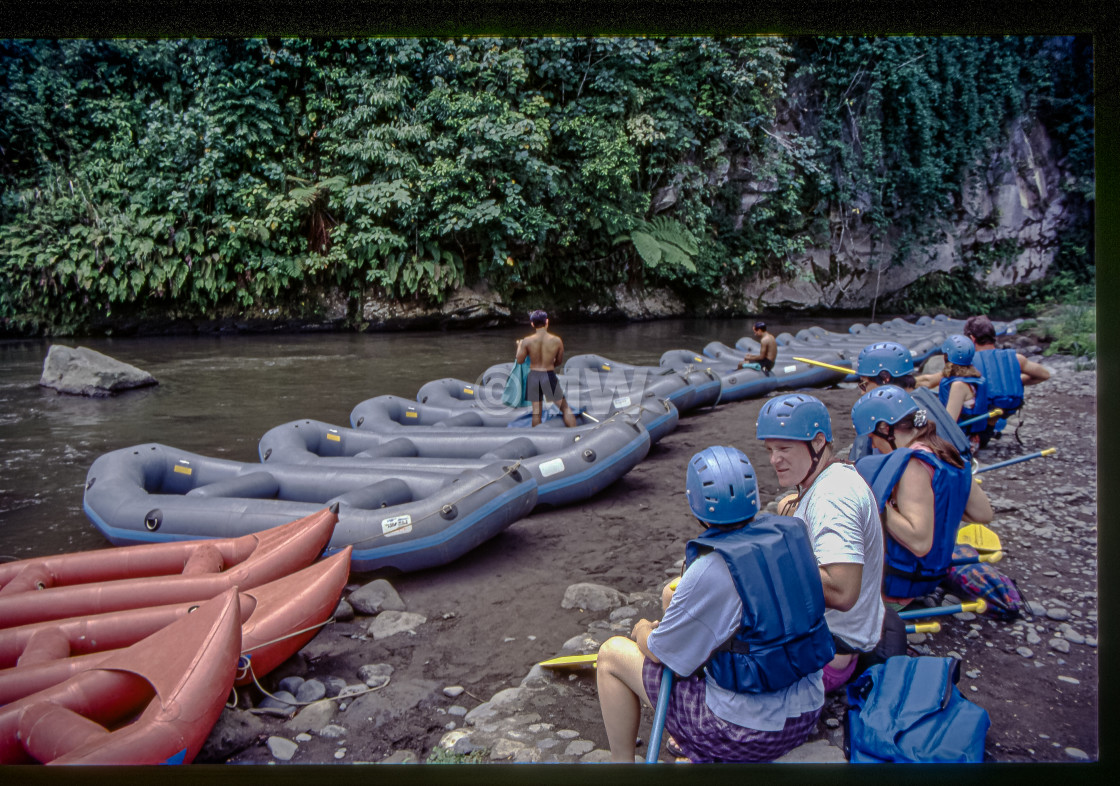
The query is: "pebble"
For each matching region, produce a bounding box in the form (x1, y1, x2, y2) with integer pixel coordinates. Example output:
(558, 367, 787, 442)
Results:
(295, 733, 312, 742)
(444, 686, 465, 698)
(563, 740, 596, 757)
(1049, 638, 1071, 654)
(267, 736, 298, 761)
(358, 663, 394, 687)
(1047, 608, 1072, 621)
(1027, 630, 1042, 645)
(1057, 675, 1080, 685)
(448, 706, 468, 717)
(1059, 624, 1086, 645)
(1017, 647, 1034, 658)
(334, 748, 346, 759)
(319, 724, 347, 739)
(825, 718, 840, 728)
(965, 669, 981, 679)
(1065, 747, 1090, 761)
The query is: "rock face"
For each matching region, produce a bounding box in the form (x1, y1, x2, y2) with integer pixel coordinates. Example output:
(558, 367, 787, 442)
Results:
(39, 345, 157, 397)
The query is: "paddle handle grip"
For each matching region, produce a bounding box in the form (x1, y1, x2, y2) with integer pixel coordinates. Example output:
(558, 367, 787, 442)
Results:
(974, 448, 1057, 474)
(905, 621, 941, 634)
(646, 667, 674, 763)
(898, 599, 987, 619)
(959, 408, 1004, 428)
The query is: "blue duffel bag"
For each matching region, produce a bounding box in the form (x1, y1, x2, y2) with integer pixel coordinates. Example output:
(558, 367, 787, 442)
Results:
(845, 656, 990, 763)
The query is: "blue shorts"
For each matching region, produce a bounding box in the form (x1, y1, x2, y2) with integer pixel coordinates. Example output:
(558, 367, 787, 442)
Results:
(641, 659, 820, 763)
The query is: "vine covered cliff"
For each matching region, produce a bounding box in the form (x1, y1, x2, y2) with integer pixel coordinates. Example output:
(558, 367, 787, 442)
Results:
(0, 37, 1093, 335)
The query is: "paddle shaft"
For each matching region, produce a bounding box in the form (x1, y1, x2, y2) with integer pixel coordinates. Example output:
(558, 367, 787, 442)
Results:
(646, 667, 673, 763)
(898, 599, 987, 619)
(975, 448, 1057, 474)
(959, 408, 1004, 428)
(791, 356, 854, 375)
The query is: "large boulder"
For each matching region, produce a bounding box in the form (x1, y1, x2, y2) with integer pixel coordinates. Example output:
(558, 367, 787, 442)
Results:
(39, 345, 157, 397)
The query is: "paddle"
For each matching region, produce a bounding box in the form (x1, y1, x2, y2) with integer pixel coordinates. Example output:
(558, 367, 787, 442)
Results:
(974, 448, 1056, 475)
(905, 621, 941, 635)
(537, 653, 597, 669)
(792, 356, 855, 375)
(957, 523, 1002, 553)
(897, 599, 988, 619)
(959, 408, 1004, 429)
(646, 667, 674, 763)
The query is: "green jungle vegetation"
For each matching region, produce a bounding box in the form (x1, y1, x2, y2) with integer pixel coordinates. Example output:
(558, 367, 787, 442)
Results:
(0, 37, 1094, 335)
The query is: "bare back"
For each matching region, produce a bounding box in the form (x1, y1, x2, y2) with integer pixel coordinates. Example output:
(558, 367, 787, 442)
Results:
(517, 329, 564, 371)
(760, 333, 778, 363)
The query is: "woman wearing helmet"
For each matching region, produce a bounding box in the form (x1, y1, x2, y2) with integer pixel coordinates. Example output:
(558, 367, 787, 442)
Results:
(850, 340, 972, 465)
(595, 446, 830, 763)
(755, 394, 890, 694)
(851, 386, 993, 608)
(936, 334, 988, 424)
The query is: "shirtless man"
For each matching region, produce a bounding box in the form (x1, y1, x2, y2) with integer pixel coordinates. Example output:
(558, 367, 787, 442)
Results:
(515, 310, 578, 427)
(738, 321, 777, 373)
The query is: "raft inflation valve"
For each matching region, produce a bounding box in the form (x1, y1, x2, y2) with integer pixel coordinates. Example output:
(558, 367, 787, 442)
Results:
(356, 417, 365, 427)
(440, 504, 458, 521)
(262, 448, 272, 461)
(86, 477, 95, 490)
(582, 449, 597, 463)
(144, 509, 162, 531)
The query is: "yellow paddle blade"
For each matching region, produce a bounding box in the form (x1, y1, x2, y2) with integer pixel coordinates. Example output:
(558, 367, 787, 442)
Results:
(537, 653, 597, 669)
(957, 523, 1002, 553)
(791, 356, 855, 375)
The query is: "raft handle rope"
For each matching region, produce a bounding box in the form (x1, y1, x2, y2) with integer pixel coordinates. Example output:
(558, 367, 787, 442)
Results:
(226, 616, 392, 713)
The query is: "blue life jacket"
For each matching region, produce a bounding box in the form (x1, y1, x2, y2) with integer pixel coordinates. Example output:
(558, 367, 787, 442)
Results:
(684, 514, 835, 694)
(850, 388, 971, 465)
(938, 376, 989, 435)
(972, 349, 1024, 414)
(855, 449, 972, 599)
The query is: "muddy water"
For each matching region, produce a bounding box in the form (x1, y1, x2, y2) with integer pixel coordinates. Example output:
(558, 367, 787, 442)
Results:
(0, 315, 868, 560)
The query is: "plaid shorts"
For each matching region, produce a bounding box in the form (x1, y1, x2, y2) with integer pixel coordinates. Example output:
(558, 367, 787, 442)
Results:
(642, 660, 821, 763)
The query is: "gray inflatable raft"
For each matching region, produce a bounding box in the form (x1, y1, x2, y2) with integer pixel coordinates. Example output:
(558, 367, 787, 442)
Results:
(82, 443, 538, 573)
(258, 409, 652, 508)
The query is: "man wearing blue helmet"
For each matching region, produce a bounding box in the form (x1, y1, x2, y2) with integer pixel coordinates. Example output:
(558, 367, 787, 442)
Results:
(596, 446, 831, 762)
(756, 394, 894, 694)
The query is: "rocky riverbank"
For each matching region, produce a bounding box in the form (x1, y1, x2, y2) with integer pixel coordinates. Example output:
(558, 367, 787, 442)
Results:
(197, 351, 1097, 766)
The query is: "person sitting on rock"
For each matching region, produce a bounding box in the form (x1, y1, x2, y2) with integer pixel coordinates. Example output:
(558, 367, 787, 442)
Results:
(851, 385, 994, 610)
(931, 335, 991, 449)
(595, 446, 831, 763)
(755, 394, 901, 693)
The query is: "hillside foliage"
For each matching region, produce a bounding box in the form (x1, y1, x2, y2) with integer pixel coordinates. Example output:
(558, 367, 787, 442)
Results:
(0, 36, 1093, 334)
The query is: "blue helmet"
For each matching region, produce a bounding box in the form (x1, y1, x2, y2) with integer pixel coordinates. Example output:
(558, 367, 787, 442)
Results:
(856, 341, 915, 378)
(941, 335, 975, 366)
(851, 385, 919, 437)
(756, 394, 832, 442)
(686, 446, 760, 526)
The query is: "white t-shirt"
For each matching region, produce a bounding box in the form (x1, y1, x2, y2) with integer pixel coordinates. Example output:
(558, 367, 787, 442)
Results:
(646, 552, 824, 731)
(794, 463, 885, 652)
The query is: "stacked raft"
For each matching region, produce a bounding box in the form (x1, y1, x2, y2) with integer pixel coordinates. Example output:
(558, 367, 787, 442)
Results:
(0, 514, 348, 763)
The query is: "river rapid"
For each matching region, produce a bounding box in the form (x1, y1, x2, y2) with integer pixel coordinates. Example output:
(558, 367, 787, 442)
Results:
(0, 315, 870, 561)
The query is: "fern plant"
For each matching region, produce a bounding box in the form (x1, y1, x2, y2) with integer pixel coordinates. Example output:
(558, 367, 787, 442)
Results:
(617, 216, 701, 275)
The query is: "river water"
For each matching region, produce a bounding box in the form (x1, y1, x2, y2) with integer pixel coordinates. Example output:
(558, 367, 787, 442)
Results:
(0, 315, 871, 561)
